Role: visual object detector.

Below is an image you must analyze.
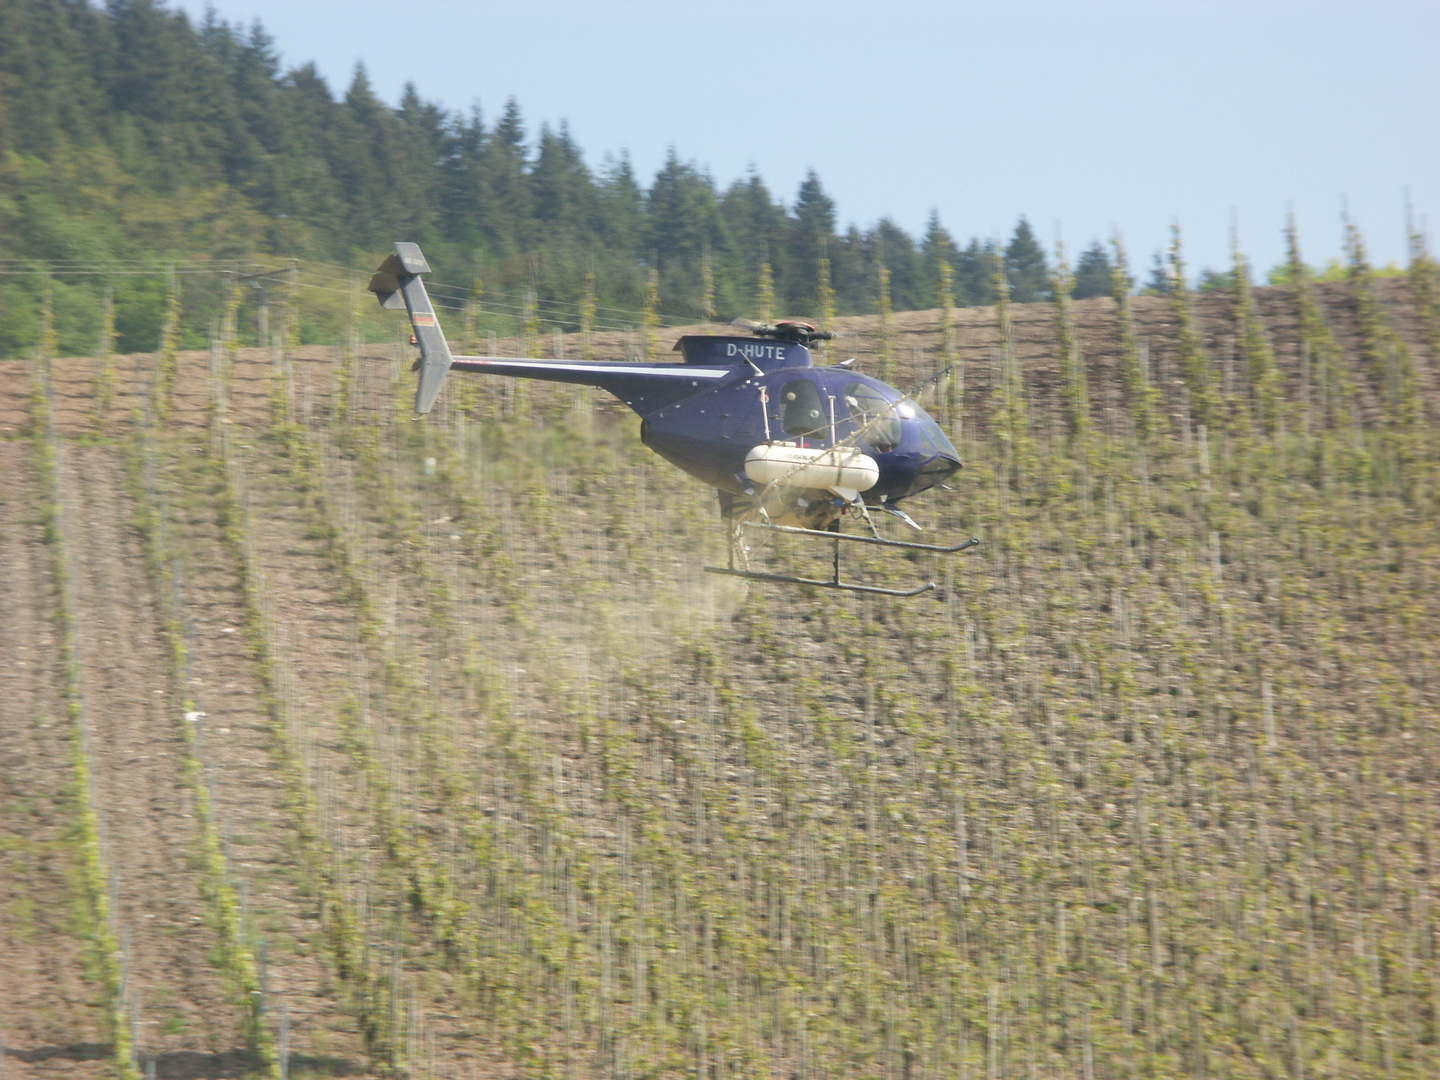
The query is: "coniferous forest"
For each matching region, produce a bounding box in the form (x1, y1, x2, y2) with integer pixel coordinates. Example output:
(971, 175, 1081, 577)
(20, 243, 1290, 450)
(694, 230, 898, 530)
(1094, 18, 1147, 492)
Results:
(0, 0, 1107, 359)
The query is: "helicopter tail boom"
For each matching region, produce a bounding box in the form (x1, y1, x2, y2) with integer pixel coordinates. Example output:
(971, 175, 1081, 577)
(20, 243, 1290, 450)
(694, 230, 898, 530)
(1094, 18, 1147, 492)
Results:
(368, 242, 454, 414)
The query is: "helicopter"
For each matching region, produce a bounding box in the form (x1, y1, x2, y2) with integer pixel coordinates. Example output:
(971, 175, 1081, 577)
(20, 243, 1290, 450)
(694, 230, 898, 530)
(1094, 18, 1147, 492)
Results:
(369, 242, 978, 597)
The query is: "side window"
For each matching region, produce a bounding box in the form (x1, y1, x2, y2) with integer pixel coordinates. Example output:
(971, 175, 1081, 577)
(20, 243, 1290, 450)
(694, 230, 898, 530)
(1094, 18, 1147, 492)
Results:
(780, 379, 827, 438)
(845, 382, 901, 452)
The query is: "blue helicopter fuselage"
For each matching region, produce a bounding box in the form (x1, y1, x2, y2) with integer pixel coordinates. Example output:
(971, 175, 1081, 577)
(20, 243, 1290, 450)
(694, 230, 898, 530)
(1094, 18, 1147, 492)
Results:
(371, 240, 975, 593)
(451, 336, 961, 504)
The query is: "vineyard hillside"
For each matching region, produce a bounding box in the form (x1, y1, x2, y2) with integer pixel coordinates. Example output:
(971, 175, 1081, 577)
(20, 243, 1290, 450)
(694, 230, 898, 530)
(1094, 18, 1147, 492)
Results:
(2, 269, 1439, 1080)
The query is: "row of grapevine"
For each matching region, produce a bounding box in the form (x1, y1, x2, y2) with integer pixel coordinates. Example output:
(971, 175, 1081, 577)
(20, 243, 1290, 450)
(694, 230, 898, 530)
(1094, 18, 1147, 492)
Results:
(28, 287, 140, 1080)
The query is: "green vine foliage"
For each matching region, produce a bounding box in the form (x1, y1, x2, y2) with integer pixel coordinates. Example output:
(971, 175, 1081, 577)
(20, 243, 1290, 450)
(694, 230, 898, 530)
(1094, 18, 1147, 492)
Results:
(1168, 226, 1220, 429)
(989, 249, 1034, 497)
(151, 270, 183, 422)
(30, 355, 142, 1080)
(121, 420, 282, 1077)
(1051, 242, 1090, 444)
(937, 258, 958, 431)
(875, 263, 893, 383)
(1231, 238, 1282, 435)
(1347, 219, 1420, 428)
(209, 419, 399, 1073)
(1409, 225, 1440, 364)
(1285, 214, 1354, 435)
(1111, 235, 1161, 439)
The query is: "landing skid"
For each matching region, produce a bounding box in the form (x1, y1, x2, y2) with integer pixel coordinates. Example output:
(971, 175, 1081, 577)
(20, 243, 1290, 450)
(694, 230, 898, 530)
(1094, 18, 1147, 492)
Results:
(704, 516, 980, 597)
(740, 522, 981, 554)
(704, 566, 938, 598)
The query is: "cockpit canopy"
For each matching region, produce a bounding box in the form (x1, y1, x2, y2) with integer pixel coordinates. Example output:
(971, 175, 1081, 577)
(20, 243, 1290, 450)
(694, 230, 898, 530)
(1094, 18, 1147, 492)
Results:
(844, 382, 902, 451)
(776, 374, 959, 465)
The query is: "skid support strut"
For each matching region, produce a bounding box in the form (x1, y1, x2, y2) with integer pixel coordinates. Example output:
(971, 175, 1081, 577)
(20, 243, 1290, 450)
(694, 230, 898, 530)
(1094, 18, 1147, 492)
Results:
(704, 518, 980, 597)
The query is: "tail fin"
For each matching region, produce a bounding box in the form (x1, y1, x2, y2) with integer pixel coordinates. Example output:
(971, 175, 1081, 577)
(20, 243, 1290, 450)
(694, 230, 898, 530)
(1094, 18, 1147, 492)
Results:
(368, 242, 453, 415)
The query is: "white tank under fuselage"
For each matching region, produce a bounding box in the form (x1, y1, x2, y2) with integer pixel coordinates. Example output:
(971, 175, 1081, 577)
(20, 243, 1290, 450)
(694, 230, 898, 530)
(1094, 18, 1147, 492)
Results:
(743, 442, 880, 502)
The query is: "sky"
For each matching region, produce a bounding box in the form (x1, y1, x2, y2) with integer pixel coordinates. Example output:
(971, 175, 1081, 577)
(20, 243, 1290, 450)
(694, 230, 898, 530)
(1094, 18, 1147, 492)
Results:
(173, 0, 1439, 280)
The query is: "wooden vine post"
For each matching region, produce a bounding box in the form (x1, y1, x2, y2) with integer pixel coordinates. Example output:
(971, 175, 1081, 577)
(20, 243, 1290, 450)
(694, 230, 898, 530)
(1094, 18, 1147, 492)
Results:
(643, 252, 660, 362)
(816, 242, 835, 364)
(153, 265, 183, 422)
(937, 258, 959, 433)
(876, 261, 893, 383)
(95, 275, 117, 428)
(1111, 233, 1160, 439)
(1230, 230, 1281, 435)
(1051, 240, 1091, 446)
(1167, 225, 1219, 429)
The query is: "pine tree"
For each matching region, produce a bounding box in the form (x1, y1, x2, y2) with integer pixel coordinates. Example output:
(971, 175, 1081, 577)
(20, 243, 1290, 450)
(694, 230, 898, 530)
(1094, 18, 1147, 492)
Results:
(792, 171, 837, 310)
(873, 219, 923, 311)
(646, 150, 724, 312)
(757, 257, 775, 323)
(727, 175, 788, 315)
(1142, 252, 1173, 296)
(955, 238, 997, 307)
(701, 243, 715, 325)
(486, 96, 534, 251)
(921, 212, 959, 309)
(1071, 242, 1115, 300)
(1005, 217, 1050, 303)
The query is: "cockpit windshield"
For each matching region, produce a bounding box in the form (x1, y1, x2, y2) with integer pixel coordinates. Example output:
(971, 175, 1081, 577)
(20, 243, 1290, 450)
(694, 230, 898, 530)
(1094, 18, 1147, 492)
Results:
(916, 411, 958, 459)
(913, 407, 961, 486)
(845, 382, 902, 452)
